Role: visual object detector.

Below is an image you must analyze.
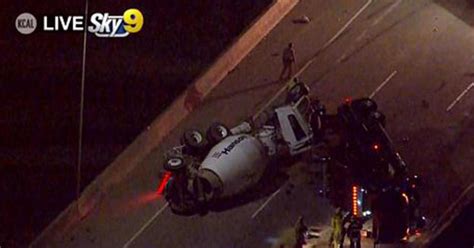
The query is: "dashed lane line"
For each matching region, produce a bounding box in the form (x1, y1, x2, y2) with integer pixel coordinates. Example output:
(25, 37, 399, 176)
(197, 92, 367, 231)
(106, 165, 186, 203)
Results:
(446, 82, 474, 112)
(123, 203, 169, 248)
(251, 188, 282, 219)
(369, 70, 398, 99)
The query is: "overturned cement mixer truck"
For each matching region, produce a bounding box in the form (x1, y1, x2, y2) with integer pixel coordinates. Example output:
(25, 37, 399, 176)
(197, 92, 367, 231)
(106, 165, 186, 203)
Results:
(158, 81, 425, 245)
(159, 81, 322, 214)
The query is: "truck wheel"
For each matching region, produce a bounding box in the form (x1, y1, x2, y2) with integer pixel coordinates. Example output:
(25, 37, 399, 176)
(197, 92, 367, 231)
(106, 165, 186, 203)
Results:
(206, 122, 230, 145)
(286, 83, 309, 103)
(370, 111, 386, 127)
(353, 98, 378, 115)
(181, 129, 206, 155)
(164, 156, 186, 172)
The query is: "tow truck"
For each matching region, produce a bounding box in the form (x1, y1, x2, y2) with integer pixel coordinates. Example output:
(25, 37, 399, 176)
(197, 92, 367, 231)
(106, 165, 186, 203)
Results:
(158, 81, 424, 246)
(331, 97, 425, 246)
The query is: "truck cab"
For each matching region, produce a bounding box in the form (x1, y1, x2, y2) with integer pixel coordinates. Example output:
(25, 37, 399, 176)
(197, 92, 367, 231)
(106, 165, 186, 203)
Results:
(275, 95, 313, 155)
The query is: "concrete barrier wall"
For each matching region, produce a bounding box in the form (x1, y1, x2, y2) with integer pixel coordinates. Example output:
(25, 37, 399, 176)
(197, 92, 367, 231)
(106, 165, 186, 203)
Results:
(417, 183, 474, 247)
(31, 0, 299, 246)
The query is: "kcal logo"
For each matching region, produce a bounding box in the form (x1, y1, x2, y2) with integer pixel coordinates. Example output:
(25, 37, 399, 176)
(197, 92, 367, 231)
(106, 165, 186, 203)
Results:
(16, 8, 143, 37)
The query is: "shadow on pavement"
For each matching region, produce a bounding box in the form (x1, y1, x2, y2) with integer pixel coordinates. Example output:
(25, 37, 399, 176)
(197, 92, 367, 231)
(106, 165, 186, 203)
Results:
(435, 0, 474, 27)
(429, 199, 474, 248)
(204, 80, 280, 106)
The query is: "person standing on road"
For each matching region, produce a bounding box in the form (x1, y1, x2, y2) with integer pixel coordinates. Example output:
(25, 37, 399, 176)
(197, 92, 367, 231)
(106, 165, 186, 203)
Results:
(280, 42, 296, 81)
(294, 216, 308, 248)
(346, 215, 362, 248)
(329, 208, 343, 248)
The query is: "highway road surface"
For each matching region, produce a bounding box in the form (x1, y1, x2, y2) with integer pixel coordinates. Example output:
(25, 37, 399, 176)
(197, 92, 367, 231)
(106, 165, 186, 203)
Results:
(35, 0, 474, 247)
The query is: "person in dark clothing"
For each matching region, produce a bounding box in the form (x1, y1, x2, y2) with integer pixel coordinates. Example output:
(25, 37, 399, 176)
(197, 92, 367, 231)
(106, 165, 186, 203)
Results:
(347, 216, 362, 248)
(280, 42, 296, 80)
(294, 216, 308, 248)
(341, 214, 363, 248)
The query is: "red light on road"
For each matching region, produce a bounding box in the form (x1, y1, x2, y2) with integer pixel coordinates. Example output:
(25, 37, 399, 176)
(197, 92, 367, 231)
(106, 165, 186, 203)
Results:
(157, 171, 172, 195)
(344, 97, 352, 104)
(372, 143, 380, 151)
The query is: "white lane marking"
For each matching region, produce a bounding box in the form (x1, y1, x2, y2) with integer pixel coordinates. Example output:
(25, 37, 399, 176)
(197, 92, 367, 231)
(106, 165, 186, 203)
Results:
(253, 0, 373, 120)
(369, 70, 398, 99)
(251, 188, 282, 219)
(371, 0, 402, 26)
(446, 82, 474, 112)
(123, 203, 169, 248)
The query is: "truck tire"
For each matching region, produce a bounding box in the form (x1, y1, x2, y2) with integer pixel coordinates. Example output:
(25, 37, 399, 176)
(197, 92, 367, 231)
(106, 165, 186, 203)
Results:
(353, 98, 378, 116)
(181, 130, 206, 156)
(369, 111, 386, 127)
(286, 82, 310, 103)
(164, 156, 186, 172)
(206, 122, 230, 145)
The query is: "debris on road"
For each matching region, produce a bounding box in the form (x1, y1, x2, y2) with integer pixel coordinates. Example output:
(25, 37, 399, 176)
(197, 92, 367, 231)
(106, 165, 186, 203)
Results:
(293, 15, 311, 24)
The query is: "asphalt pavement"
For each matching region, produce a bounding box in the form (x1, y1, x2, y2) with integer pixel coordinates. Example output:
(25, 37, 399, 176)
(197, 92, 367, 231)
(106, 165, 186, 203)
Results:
(36, 0, 474, 247)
